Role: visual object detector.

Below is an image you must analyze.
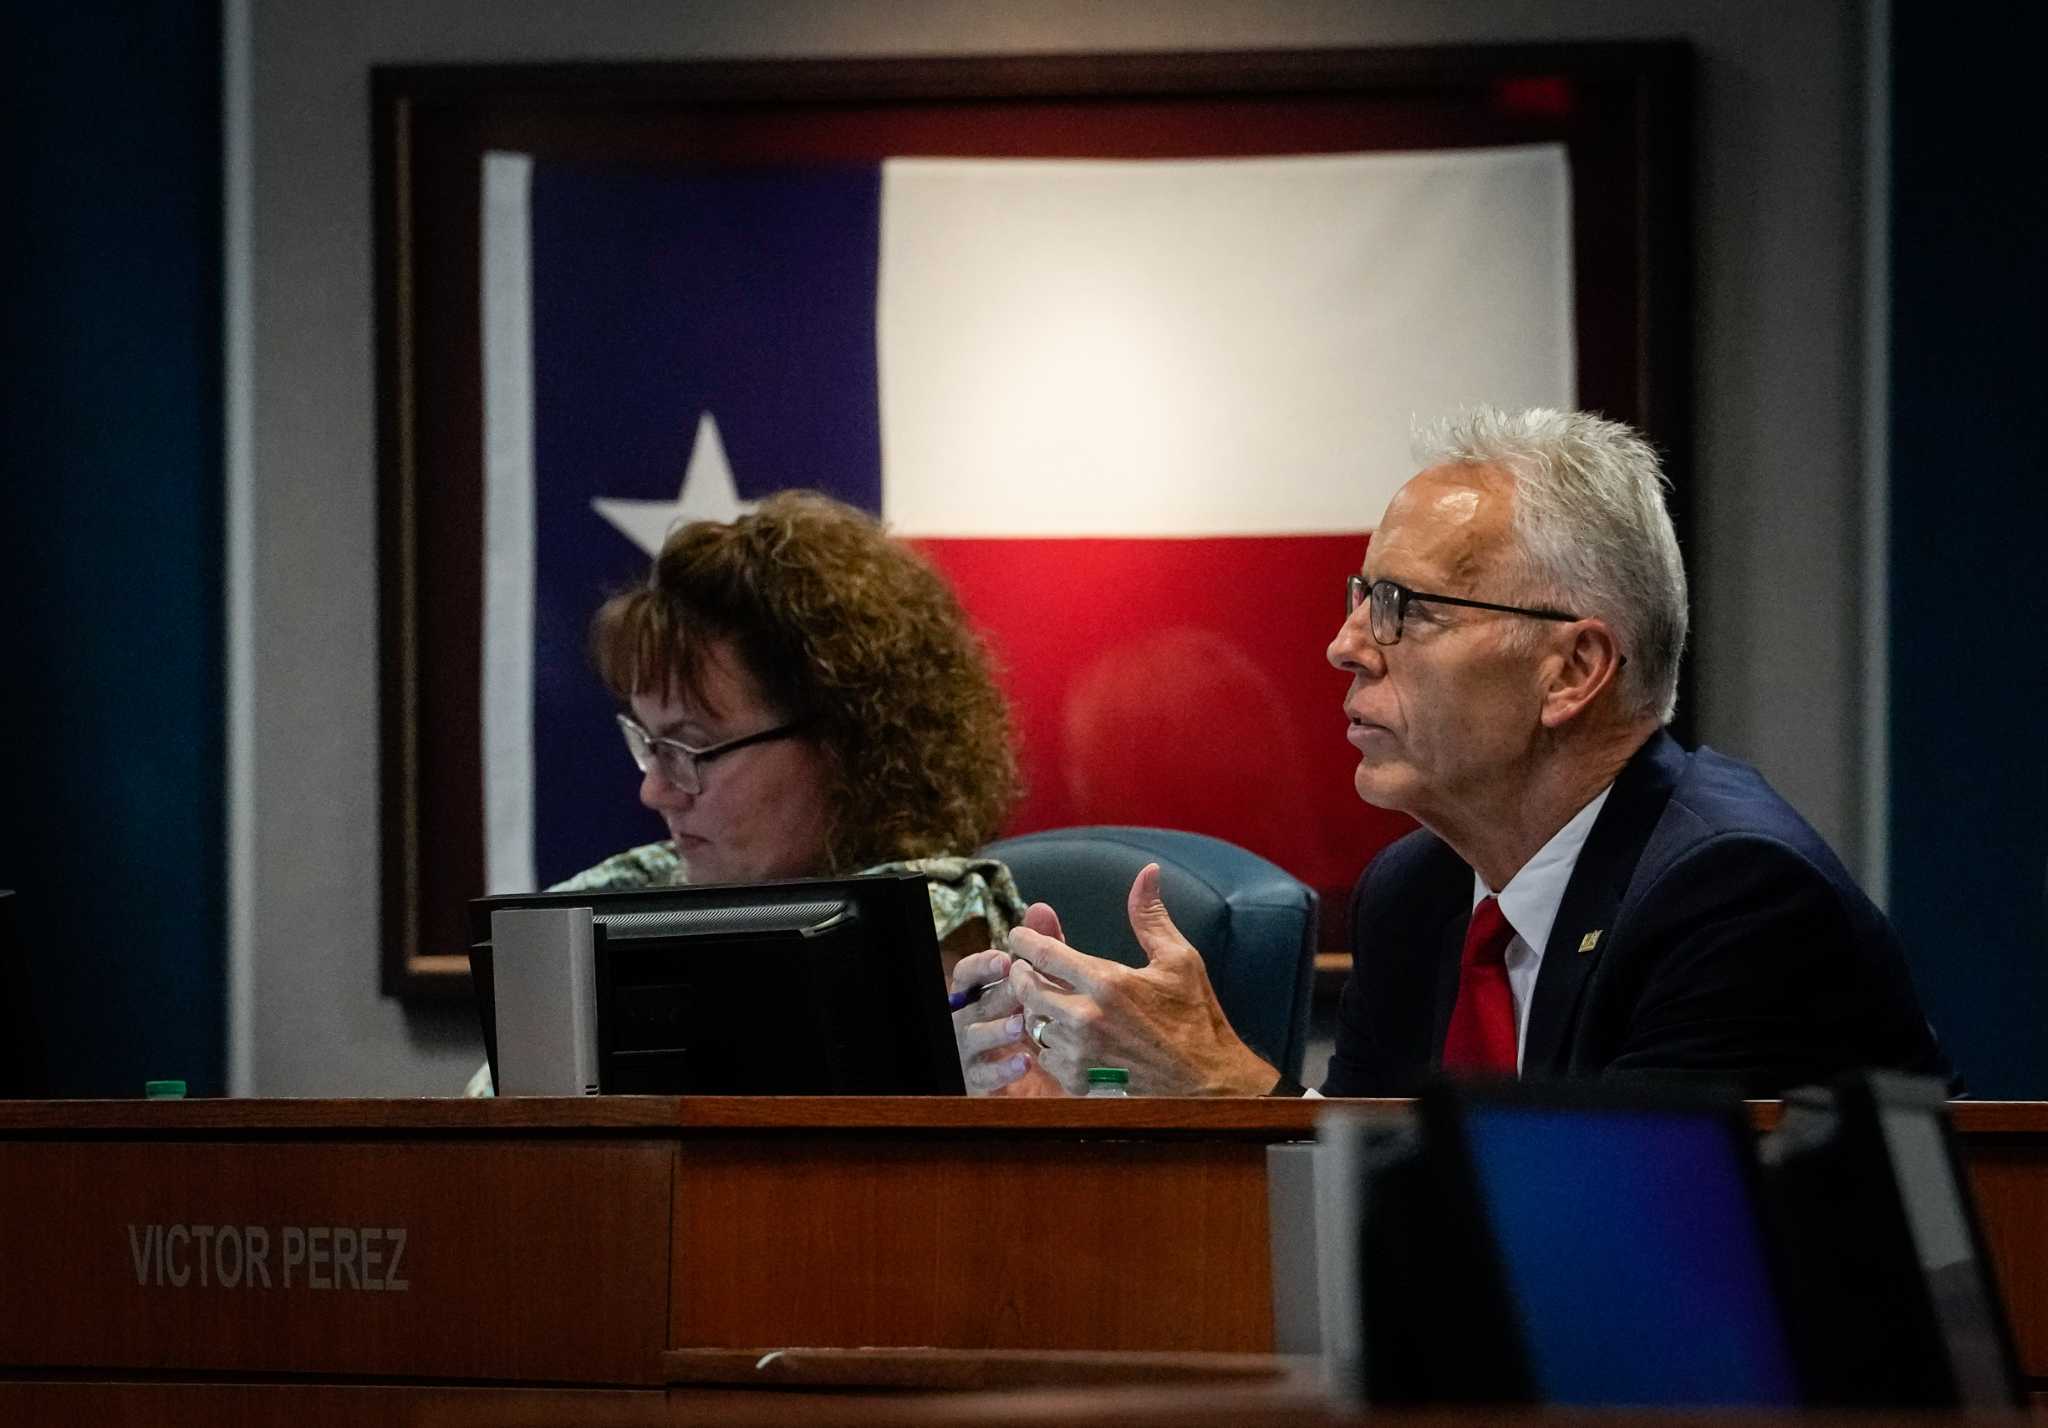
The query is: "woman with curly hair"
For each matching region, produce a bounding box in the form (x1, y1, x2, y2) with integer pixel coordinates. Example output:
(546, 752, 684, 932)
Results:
(468, 491, 1026, 1096)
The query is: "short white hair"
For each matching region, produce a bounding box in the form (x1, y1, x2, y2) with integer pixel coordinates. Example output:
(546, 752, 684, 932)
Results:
(1413, 407, 1689, 723)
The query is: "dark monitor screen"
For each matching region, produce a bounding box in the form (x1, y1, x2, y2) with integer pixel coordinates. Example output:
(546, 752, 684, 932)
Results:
(1766, 1072, 2023, 1409)
(468, 872, 963, 1096)
(1427, 1085, 1802, 1409)
(1871, 1096, 2018, 1405)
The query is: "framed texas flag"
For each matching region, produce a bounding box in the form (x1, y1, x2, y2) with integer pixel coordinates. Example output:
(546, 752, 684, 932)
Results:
(375, 48, 1690, 996)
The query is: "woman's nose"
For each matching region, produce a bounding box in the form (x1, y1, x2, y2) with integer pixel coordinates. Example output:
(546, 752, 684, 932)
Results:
(639, 765, 691, 810)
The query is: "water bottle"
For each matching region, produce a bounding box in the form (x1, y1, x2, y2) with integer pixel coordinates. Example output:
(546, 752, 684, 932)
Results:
(1085, 1067, 1130, 1097)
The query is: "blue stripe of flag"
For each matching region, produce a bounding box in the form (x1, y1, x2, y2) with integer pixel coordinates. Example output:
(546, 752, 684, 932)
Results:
(528, 161, 884, 884)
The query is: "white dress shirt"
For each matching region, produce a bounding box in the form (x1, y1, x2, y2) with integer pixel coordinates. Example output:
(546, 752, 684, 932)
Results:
(1303, 783, 1614, 1096)
(1477, 783, 1614, 1072)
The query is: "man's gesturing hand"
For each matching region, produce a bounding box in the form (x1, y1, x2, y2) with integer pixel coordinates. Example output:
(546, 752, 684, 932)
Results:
(1004, 863, 1278, 1097)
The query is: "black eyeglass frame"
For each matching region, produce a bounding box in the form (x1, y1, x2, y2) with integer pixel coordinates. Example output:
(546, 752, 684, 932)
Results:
(616, 712, 810, 794)
(1346, 574, 1584, 647)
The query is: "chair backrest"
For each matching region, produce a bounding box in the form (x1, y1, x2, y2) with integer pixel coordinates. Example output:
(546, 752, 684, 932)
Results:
(977, 826, 1319, 1081)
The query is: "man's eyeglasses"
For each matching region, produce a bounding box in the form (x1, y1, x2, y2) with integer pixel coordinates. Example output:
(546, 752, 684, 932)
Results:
(617, 712, 808, 795)
(1346, 574, 1582, 647)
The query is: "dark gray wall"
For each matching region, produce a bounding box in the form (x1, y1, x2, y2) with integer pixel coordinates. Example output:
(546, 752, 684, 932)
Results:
(1, 4, 225, 1095)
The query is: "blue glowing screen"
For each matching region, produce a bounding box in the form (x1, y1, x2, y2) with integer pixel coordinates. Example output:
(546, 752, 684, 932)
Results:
(1459, 1105, 1802, 1407)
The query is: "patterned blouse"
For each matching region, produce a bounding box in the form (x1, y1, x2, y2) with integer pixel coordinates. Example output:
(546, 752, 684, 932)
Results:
(465, 842, 1026, 1097)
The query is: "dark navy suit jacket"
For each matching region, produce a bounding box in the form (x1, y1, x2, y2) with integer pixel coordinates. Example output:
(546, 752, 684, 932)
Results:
(1322, 730, 1950, 1097)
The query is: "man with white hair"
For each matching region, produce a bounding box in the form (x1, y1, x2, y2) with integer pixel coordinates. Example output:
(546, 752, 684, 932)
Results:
(954, 407, 1947, 1097)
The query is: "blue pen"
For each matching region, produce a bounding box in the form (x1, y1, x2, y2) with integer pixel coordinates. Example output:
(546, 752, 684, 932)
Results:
(947, 955, 1044, 1011)
(947, 977, 1011, 1012)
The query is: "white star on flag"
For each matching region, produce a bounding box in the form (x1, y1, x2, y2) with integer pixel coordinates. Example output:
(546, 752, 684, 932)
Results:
(591, 410, 754, 556)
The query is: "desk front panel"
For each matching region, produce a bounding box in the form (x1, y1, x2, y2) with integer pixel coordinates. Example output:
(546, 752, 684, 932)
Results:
(1962, 1140, 2048, 1382)
(670, 1134, 1274, 1351)
(0, 1136, 673, 1384)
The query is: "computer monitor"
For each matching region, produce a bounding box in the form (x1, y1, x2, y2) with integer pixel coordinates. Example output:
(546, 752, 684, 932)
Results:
(1412, 1080, 1804, 1409)
(468, 872, 963, 1096)
(0, 891, 48, 1098)
(1764, 1072, 2024, 1409)
(1316, 1105, 1528, 1406)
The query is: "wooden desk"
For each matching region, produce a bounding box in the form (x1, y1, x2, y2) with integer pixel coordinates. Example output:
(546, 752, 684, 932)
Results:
(0, 1097, 2043, 1411)
(0, 1096, 1312, 1389)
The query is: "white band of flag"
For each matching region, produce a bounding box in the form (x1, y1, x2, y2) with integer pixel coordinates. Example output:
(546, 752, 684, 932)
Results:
(481, 151, 536, 897)
(878, 147, 1573, 537)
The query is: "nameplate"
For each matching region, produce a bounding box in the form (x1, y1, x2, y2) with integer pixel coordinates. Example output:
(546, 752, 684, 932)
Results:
(126, 1222, 410, 1291)
(0, 1137, 673, 1383)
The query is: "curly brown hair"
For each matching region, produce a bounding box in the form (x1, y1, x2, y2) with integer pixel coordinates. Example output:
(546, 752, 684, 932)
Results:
(588, 491, 1019, 873)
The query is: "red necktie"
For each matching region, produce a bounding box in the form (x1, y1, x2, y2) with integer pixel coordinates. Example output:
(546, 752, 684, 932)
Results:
(1441, 895, 1518, 1075)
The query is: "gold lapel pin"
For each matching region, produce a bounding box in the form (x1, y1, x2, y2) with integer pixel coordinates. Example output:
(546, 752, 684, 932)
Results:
(1578, 930, 1603, 955)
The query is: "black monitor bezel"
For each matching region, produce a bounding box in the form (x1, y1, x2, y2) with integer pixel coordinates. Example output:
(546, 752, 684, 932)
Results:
(0, 891, 48, 1099)
(1821, 1072, 2026, 1408)
(467, 871, 963, 1097)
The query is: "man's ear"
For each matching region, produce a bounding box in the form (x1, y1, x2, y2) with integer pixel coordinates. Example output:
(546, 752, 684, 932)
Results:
(1538, 620, 1625, 729)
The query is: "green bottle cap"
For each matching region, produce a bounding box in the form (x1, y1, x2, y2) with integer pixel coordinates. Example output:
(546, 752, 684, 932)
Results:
(1085, 1067, 1129, 1085)
(144, 1080, 188, 1099)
